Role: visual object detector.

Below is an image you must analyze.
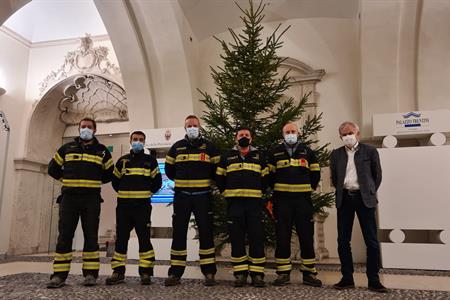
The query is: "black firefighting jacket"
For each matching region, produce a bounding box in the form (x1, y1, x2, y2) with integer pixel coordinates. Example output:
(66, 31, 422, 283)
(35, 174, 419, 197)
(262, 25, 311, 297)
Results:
(268, 142, 321, 195)
(48, 137, 114, 195)
(215, 147, 269, 198)
(165, 136, 220, 192)
(112, 150, 162, 205)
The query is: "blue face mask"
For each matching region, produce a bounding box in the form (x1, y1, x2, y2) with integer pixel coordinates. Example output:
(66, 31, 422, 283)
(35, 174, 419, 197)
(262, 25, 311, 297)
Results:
(284, 133, 298, 145)
(80, 127, 94, 141)
(131, 141, 144, 153)
(186, 127, 199, 140)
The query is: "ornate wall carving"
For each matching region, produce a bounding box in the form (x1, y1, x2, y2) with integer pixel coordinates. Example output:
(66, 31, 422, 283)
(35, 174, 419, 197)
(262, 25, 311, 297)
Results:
(58, 74, 128, 125)
(39, 34, 121, 97)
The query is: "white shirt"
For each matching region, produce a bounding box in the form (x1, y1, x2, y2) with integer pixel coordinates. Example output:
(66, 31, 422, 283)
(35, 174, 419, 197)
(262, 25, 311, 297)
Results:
(343, 142, 360, 190)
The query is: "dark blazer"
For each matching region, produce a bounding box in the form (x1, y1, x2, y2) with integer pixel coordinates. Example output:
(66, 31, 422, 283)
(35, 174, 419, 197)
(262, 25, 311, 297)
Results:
(330, 143, 382, 208)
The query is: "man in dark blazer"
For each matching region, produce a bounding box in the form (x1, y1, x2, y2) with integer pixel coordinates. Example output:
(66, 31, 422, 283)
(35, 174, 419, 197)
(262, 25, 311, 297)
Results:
(330, 121, 387, 293)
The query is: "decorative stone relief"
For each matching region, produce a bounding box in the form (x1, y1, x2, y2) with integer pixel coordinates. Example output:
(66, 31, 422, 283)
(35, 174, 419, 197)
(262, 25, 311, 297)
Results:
(39, 34, 121, 97)
(58, 75, 128, 125)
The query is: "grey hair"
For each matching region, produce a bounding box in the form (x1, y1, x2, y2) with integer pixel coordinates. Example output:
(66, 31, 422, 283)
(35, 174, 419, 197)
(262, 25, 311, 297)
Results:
(338, 121, 360, 134)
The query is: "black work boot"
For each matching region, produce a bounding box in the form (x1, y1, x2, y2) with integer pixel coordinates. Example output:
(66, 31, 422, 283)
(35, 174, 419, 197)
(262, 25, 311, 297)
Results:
(233, 274, 248, 287)
(368, 280, 388, 293)
(303, 273, 322, 287)
(83, 274, 97, 286)
(204, 273, 217, 286)
(105, 272, 125, 285)
(333, 277, 355, 290)
(47, 276, 65, 289)
(250, 274, 266, 288)
(164, 275, 181, 286)
(273, 273, 290, 286)
(140, 274, 152, 285)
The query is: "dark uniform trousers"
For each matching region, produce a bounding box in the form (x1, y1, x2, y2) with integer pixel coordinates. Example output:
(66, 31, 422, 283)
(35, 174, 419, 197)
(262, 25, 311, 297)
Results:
(274, 192, 317, 275)
(52, 193, 101, 280)
(111, 202, 155, 276)
(168, 192, 216, 278)
(228, 198, 266, 277)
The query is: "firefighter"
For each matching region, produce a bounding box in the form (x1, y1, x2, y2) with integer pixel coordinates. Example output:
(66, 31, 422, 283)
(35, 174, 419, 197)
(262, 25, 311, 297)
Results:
(46, 118, 114, 288)
(105, 130, 162, 285)
(215, 127, 269, 288)
(269, 122, 322, 287)
(164, 115, 220, 287)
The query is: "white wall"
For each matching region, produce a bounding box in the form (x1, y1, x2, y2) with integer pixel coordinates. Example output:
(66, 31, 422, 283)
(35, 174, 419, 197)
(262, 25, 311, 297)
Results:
(0, 29, 30, 255)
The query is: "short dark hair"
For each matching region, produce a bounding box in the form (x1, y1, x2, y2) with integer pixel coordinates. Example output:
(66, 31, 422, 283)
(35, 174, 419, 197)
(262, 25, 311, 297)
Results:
(79, 117, 96, 130)
(185, 115, 200, 122)
(130, 130, 146, 140)
(235, 126, 253, 138)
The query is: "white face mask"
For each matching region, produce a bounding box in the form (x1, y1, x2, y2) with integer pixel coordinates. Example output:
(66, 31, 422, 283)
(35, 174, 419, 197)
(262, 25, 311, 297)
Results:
(342, 134, 357, 148)
(186, 127, 199, 140)
(80, 127, 94, 141)
(284, 133, 298, 145)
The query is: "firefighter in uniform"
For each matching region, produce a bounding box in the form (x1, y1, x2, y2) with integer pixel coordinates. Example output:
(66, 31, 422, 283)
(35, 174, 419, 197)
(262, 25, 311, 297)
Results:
(105, 130, 162, 285)
(47, 118, 114, 288)
(216, 127, 269, 288)
(164, 115, 220, 286)
(269, 122, 322, 287)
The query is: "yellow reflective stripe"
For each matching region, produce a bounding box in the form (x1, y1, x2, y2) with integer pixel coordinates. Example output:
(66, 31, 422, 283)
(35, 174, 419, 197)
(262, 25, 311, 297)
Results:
(268, 164, 276, 173)
(211, 155, 221, 164)
(233, 264, 249, 272)
(275, 258, 291, 264)
(223, 189, 262, 198)
(175, 179, 211, 188)
(103, 158, 114, 170)
(139, 260, 154, 268)
(112, 261, 126, 268)
(62, 179, 102, 188)
(66, 153, 103, 165)
(171, 249, 187, 256)
(231, 255, 248, 263)
(301, 258, 316, 264)
(150, 167, 160, 178)
(54, 152, 64, 166)
(113, 167, 122, 178)
(300, 265, 317, 273)
(118, 190, 152, 198)
(276, 158, 310, 169)
(199, 248, 215, 255)
(199, 258, 215, 265)
(82, 251, 100, 259)
(249, 257, 266, 264)
(124, 168, 151, 176)
(139, 250, 155, 259)
(249, 265, 264, 273)
(54, 252, 73, 261)
(171, 260, 186, 266)
(165, 155, 175, 165)
(273, 183, 312, 192)
(216, 167, 226, 176)
(310, 163, 320, 171)
(53, 263, 71, 272)
(226, 162, 261, 173)
(261, 167, 269, 176)
(277, 264, 292, 272)
(112, 252, 127, 261)
(82, 261, 100, 270)
(175, 153, 211, 163)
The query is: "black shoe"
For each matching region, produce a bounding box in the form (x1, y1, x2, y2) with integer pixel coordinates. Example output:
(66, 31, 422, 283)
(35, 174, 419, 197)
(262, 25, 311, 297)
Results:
(204, 274, 217, 286)
(368, 281, 388, 293)
(273, 274, 290, 286)
(250, 274, 266, 288)
(164, 275, 181, 286)
(233, 274, 247, 287)
(140, 274, 152, 285)
(303, 274, 322, 287)
(333, 278, 355, 290)
(105, 272, 125, 285)
(83, 274, 97, 287)
(47, 276, 65, 289)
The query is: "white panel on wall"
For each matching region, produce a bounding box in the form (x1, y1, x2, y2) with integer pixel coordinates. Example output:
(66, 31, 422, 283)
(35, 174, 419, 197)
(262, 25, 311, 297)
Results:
(378, 146, 450, 270)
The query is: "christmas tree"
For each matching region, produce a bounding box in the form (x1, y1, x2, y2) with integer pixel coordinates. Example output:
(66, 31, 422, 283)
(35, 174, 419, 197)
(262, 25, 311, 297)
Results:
(199, 0, 334, 247)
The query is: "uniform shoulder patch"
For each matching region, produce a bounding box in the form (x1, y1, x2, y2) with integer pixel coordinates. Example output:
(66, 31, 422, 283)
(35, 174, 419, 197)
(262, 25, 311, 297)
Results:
(274, 152, 285, 156)
(227, 155, 238, 161)
(176, 146, 187, 151)
(199, 144, 207, 149)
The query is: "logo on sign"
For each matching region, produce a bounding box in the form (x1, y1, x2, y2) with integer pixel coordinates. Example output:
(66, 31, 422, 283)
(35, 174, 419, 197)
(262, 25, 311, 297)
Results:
(395, 112, 430, 130)
(164, 129, 171, 141)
